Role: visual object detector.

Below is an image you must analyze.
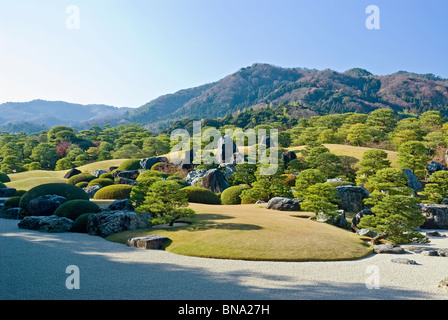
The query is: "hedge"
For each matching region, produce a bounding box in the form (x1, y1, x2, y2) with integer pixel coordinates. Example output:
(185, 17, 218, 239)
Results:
(54, 200, 101, 221)
(19, 183, 89, 215)
(0, 172, 10, 183)
(137, 170, 168, 180)
(117, 159, 141, 171)
(71, 213, 95, 233)
(93, 184, 133, 200)
(220, 186, 250, 205)
(67, 173, 96, 185)
(87, 178, 115, 188)
(183, 186, 221, 205)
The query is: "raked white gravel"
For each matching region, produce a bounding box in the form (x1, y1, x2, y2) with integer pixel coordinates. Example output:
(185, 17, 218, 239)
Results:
(1, 218, 447, 300)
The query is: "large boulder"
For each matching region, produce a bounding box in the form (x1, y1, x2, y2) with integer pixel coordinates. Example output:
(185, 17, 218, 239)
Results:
(92, 170, 108, 178)
(112, 170, 139, 180)
(27, 195, 68, 216)
(417, 204, 448, 229)
(316, 210, 350, 229)
(140, 157, 169, 170)
(266, 197, 301, 211)
(85, 185, 102, 199)
(336, 186, 370, 213)
(184, 169, 207, 186)
(215, 135, 239, 164)
(282, 151, 297, 166)
(402, 169, 423, 192)
(373, 243, 406, 254)
(126, 235, 171, 250)
(351, 208, 375, 232)
(64, 168, 82, 179)
(115, 177, 137, 186)
(18, 215, 73, 233)
(107, 199, 133, 211)
(426, 161, 448, 181)
(200, 169, 230, 193)
(87, 211, 149, 238)
(0, 188, 17, 198)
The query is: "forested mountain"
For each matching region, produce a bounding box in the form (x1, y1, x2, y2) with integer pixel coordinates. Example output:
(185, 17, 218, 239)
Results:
(125, 63, 448, 131)
(0, 100, 130, 133)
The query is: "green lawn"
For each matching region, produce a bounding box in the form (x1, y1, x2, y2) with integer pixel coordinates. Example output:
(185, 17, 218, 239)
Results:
(107, 203, 373, 262)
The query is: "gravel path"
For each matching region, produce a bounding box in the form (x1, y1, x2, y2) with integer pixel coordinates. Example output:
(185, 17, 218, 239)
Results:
(1, 218, 447, 300)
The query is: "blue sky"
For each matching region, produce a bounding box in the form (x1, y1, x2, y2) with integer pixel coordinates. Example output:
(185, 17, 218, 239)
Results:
(0, 0, 447, 108)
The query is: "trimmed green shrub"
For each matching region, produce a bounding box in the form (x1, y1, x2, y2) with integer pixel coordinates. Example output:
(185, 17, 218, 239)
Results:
(19, 183, 89, 215)
(14, 190, 27, 197)
(183, 186, 221, 205)
(137, 170, 168, 180)
(0, 182, 6, 189)
(93, 184, 133, 200)
(150, 162, 167, 171)
(54, 200, 101, 221)
(325, 180, 353, 187)
(71, 213, 95, 233)
(117, 159, 141, 171)
(221, 186, 250, 205)
(67, 173, 96, 185)
(4, 196, 21, 209)
(0, 172, 10, 183)
(99, 173, 114, 180)
(87, 178, 114, 188)
(75, 182, 89, 188)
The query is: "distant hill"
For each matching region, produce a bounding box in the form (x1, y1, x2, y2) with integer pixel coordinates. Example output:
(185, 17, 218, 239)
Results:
(0, 100, 130, 133)
(124, 63, 448, 131)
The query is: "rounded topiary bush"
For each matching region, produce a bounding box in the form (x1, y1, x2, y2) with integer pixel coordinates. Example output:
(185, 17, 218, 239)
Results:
(14, 190, 27, 197)
(4, 196, 21, 209)
(71, 213, 95, 233)
(93, 184, 133, 200)
(183, 186, 221, 205)
(0, 182, 7, 189)
(19, 183, 89, 215)
(99, 173, 114, 180)
(325, 180, 353, 187)
(137, 170, 168, 180)
(0, 172, 11, 183)
(54, 200, 101, 221)
(76, 182, 89, 188)
(87, 178, 114, 188)
(67, 173, 96, 185)
(221, 186, 250, 205)
(117, 159, 141, 171)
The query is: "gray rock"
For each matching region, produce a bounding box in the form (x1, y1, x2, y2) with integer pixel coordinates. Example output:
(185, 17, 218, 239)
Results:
(215, 135, 239, 164)
(316, 210, 350, 229)
(357, 228, 378, 238)
(64, 168, 82, 179)
(255, 200, 267, 204)
(112, 170, 139, 180)
(107, 199, 133, 211)
(140, 156, 169, 170)
(373, 243, 406, 254)
(391, 258, 417, 265)
(425, 161, 448, 181)
(184, 169, 207, 186)
(18, 215, 73, 233)
(87, 211, 149, 238)
(116, 177, 137, 186)
(85, 185, 102, 199)
(426, 231, 446, 237)
(336, 186, 371, 213)
(92, 170, 107, 178)
(27, 195, 68, 216)
(266, 197, 301, 211)
(420, 250, 439, 256)
(0, 188, 17, 198)
(0, 208, 21, 220)
(200, 169, 230, 193)
(402, 169, 423, 192)
(351, 208, 375, 232)
(438, 249, 448, 257)
(282, 151, 297, 166)
(219, 164, 236, 179)
(126, 235, 171, 250)
(417, 204, 448, 229)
